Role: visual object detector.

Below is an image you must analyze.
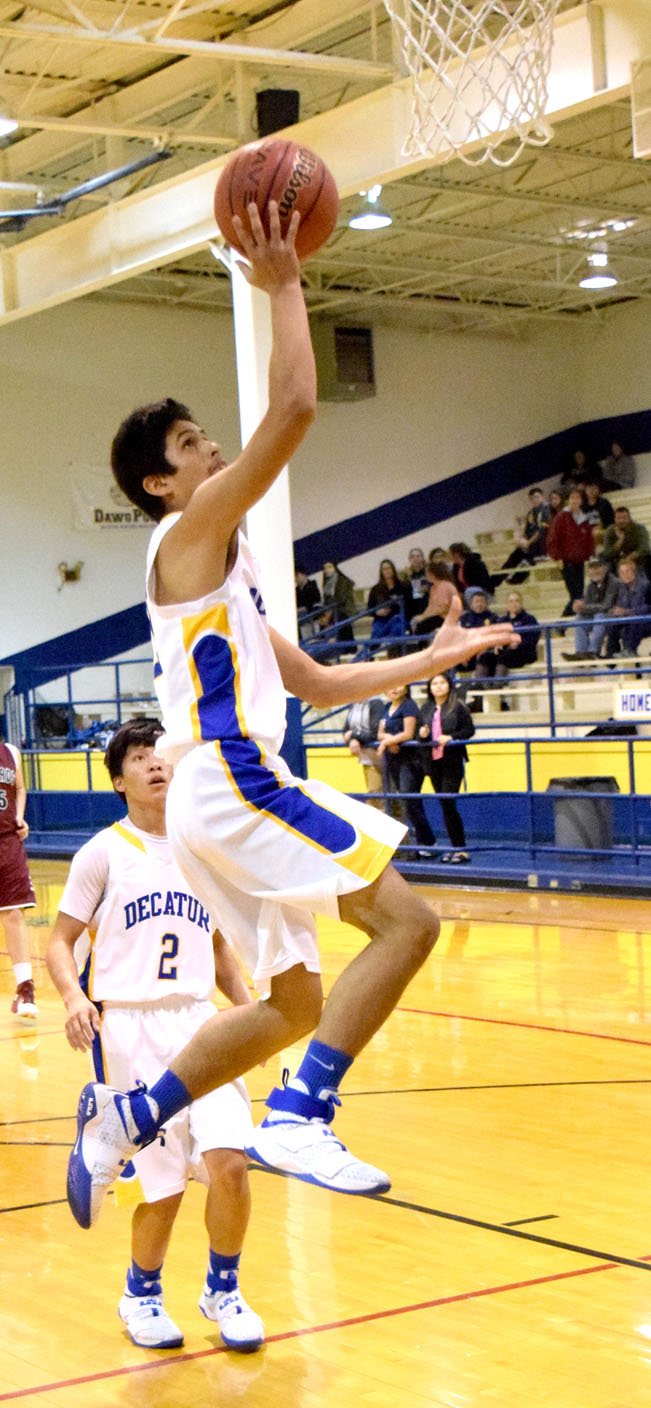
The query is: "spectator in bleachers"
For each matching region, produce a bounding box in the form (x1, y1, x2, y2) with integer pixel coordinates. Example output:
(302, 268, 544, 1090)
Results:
(402, 546, 431, 626)
(546, 485, 594, 618)
(367, 559, 410, 643)
(409, 560, 459, 637)
(295, 563, 321, 640)
(418, 672, 474, 864)
(583, 479, 614, 535)
(561, 557, 619, 661)
(319, 560, 356, 643)
(342, 696, 386, 811)
(449, 541, 492, 599)
(601, 507, 651, 576)
(605, 558, 651, 659)
(494, 591, 541, 676)
(560, 448, 599, 488)
(458, 587, 499, 679)
(548, 487, 565, 521)
(600, 440, 637, 490)
(377, 684, 436, 855)
(492, 486, 550, 587)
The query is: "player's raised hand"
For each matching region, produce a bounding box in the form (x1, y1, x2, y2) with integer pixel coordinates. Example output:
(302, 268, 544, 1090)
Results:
(232, 201, 301, 289)
(421, 594, 520, 676)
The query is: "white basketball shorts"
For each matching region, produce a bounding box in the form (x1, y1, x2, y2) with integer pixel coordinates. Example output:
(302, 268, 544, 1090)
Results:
(98, 995, 252, 1203)
(165, 739, 406, 994)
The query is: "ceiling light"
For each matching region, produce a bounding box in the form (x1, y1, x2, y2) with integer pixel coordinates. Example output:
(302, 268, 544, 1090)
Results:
(580, 273, 617, 289)
(579, 246, 618, 289)
(0, 117, 18, 138)
(349, 183, 392, 231)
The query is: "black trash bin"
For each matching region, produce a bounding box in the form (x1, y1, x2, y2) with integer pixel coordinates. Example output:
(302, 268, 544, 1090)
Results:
(547, 776, 620, 853)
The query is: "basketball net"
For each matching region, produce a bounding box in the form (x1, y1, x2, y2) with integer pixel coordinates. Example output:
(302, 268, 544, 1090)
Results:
(383, 0, 562, 167)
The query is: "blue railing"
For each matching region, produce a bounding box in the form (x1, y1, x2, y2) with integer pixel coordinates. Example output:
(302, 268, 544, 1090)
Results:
(301, 610, 651, 737)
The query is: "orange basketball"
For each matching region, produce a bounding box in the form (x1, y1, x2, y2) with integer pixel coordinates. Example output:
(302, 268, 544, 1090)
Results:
(213, 137, 339, 262)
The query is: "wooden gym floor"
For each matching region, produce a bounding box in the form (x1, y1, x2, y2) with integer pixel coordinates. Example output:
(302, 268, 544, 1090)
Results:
(1, 862, 650, 1407)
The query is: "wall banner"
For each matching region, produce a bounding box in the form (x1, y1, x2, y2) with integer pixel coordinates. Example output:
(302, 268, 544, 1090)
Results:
(71, 467, 153, 529)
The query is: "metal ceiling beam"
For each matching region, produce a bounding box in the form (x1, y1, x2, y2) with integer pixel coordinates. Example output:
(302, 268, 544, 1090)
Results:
(15, 113, 233, 145)
(0, 20, 393, 78)
(0, 0, 382, 182)
(0, 2, 648, 325)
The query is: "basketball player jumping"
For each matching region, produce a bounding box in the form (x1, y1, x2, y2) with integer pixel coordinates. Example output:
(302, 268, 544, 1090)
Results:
(67, 201, 517, 1229)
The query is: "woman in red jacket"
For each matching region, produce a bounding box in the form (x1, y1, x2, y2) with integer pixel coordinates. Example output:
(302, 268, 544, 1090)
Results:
(546, 486, 594, 618)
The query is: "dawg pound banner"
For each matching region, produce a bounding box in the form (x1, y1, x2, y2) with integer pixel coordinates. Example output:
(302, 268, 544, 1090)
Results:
(72, 467, 153, 529)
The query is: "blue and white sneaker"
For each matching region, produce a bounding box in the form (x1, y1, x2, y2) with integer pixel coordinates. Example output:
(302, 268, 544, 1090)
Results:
(118, 1292, 184, 1349)
(199, 1286, 264, 1352)
(245, 1118, 391, 1194)
(67, 1082, 158, 1230)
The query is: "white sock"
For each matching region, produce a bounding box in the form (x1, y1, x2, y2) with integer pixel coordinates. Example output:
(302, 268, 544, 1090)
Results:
(13, 962, 32, 985)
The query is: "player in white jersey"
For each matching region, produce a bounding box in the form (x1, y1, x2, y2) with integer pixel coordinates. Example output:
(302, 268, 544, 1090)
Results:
(66, 202, 518, 1230)
(47, 720, 264, 1352)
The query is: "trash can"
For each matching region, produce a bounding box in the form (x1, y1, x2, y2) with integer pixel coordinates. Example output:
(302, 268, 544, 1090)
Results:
(546, 776, 620, 853)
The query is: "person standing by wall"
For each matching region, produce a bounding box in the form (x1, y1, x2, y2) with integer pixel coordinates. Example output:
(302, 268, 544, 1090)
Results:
(0, 739, 38, 1019)
(377, 684, 436, 855)
(418, 673, 474, 865)
(342, 695, 386, 810)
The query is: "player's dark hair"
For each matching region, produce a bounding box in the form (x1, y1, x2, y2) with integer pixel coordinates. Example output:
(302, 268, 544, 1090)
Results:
(110, 397, 193, 522)
(529, 486, 543, 496)
(104, 718, 164, 782)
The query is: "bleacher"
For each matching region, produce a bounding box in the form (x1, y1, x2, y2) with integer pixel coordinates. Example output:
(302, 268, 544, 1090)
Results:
(334, 483, 651, 734)
(468, 483, 651, 727)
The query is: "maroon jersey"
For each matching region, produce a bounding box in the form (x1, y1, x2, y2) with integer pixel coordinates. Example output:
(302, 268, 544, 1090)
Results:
(0, 741, 21, 836)
(0, 742, 35, 908)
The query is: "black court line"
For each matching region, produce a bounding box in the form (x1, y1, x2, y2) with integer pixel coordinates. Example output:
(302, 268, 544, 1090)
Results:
(374, 1190, 651, 1273)
(0, 1140, 72, 1148)
(1, 1077, 648, 1131)
(331, 1078, 651, 1097)
(251, 1167, 651, 1273)
(0, 1115, 73, 1127)
(0, 1198, 69, 1214)
(503, 1214, 559, 1227)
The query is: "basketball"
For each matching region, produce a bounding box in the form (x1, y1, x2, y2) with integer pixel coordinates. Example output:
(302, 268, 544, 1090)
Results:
(213, 138, 339, 262)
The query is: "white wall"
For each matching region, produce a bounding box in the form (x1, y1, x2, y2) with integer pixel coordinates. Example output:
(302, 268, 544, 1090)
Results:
(291, 321, 582, 589)
(574, 300, 651, 419)
(0, 297, 239, 658)
(1, 291, 650, 679)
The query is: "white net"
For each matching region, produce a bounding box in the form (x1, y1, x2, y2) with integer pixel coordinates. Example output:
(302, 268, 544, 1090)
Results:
(383, 0, 562, 167)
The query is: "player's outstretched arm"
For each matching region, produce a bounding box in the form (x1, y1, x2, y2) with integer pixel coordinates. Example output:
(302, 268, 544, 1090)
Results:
(270, 597, 519, 709)
(46, 912, 101, 1051)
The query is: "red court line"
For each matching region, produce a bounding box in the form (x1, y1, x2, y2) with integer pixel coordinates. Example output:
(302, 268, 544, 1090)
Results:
(0, 1256, 644, 1401)
(397, 1006, 651, 1048)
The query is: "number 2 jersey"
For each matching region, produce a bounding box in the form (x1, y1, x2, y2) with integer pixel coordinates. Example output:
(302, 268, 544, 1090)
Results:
(59, 817, 218, 1003)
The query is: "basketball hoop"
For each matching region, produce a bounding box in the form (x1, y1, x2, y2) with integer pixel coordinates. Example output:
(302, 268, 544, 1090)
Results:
(383, 0, 562, 168)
